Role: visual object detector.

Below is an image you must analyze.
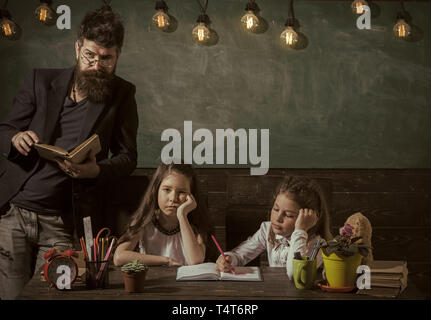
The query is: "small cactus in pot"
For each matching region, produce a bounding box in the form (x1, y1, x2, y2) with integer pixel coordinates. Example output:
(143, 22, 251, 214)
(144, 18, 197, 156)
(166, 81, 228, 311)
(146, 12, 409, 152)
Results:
(121, 260, 149, 274)
(121, 260, 149, 293)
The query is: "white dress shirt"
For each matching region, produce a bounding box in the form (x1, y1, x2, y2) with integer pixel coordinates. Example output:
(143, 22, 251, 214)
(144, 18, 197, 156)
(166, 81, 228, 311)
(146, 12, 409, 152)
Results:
(224, 221, 323, 279)
(138, 221, 188, 266)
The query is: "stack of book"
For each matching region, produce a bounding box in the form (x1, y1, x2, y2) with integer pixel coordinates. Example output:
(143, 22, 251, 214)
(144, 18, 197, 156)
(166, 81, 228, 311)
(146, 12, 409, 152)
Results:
(357, 260, 408, 298)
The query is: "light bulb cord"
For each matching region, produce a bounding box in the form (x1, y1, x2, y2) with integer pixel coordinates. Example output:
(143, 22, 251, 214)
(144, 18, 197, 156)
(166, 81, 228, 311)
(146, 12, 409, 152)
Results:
(100, 0, 112, 12)
(397, 0, 408, 20)
(196, 0, 209, 14)
(155, 0, 168, 11)
(285, 0, 295, 26)
(0, 0, 10, 18)
(400, 0, 407, 16)
(245, 0, 259, 12)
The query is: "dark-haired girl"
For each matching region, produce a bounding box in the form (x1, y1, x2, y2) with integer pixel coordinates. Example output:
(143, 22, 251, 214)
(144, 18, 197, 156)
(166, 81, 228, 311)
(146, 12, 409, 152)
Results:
(114, 163, 209, 267)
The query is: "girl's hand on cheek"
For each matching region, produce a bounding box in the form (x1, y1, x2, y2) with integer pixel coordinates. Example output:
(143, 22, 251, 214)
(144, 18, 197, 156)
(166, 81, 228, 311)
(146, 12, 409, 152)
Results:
(177, 193, 197, 219)
(295, 209, 318, 232)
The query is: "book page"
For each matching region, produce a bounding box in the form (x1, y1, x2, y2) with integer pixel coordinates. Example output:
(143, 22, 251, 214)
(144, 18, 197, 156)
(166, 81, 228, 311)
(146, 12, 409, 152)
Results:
(371, 279, 405, 288)
(357, 286, 401, 298)
(371, 273, 404, 280)
(369, 261, 408, 274)
(220, 266, 262, 281)
(34, 144, 68, 161)
(176, 263, 220, 281)
(68, 134, 101, 164)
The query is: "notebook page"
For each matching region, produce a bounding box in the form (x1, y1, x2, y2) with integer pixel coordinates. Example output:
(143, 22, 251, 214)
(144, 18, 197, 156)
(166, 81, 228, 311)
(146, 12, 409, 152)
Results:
(220, 266, 262, 281)
(176, 262, 219, 280)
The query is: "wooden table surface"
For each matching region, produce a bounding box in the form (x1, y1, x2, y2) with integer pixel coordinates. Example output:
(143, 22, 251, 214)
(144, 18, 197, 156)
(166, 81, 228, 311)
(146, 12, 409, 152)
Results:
(18, 267, 424, 300)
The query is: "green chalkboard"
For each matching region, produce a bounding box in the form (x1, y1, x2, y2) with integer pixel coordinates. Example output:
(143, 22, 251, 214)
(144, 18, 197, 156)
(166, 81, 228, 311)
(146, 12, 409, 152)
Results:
(1, 0, 430, 168)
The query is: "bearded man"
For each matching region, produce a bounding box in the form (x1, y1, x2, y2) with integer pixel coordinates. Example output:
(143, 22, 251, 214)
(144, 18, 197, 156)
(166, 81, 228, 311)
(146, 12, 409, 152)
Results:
(0, 6, 138, 299)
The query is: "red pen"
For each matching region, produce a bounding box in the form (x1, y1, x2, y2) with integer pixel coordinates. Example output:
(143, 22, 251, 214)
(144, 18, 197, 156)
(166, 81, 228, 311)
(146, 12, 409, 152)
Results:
(211, 234, 235, 274)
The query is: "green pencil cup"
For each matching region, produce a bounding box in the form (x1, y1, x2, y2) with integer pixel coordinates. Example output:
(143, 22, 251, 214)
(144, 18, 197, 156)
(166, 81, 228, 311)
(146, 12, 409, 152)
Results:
(293, 256, 317, 290)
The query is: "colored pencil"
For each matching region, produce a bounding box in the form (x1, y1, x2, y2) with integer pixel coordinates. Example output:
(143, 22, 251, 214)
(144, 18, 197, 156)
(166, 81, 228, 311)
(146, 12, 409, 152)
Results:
(96, 238, 116, 280)
(80, 237, 89, 260)
(211, 234, 235, 274)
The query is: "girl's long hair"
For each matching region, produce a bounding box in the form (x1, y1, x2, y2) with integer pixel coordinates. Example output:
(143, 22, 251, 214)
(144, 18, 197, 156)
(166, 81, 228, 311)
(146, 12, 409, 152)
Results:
(268, 175, 333, 244)
(118, 162, 210, 246)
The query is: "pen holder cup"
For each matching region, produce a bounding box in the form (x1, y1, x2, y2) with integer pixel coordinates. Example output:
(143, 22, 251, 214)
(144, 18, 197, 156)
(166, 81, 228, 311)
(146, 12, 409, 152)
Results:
(293, 256, 317, 290)
(85, 260, 110, 289)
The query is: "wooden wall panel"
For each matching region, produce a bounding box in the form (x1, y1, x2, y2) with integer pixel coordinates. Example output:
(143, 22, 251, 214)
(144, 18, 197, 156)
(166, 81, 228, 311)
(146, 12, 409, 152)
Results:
(331, 192, 431, 227)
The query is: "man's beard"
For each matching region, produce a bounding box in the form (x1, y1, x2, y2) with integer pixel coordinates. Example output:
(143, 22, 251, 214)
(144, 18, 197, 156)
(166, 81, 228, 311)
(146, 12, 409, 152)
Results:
(74, 63, 114, 103)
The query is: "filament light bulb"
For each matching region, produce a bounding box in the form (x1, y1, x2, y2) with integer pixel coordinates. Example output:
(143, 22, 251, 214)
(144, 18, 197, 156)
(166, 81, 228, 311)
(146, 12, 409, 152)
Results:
(192, 22, 210, 44)
(1, 18, 18, 39)
(241, 10, 259, 32)
(152, 10, 170, 31)
(393, 18, 411, 38)
(351, 0, 368, 15)
(3, 20, 12, 36)
(35, 2, 55, 25)
(280, 26, 298, 47)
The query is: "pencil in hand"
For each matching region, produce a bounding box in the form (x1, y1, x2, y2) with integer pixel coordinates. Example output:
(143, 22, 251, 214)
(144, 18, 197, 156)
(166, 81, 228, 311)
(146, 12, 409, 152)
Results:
(211, 234, 235, 274)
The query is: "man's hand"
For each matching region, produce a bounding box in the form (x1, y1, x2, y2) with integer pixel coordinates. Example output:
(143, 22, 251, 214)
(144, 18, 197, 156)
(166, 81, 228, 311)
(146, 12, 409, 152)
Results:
(11, 131, 40, 156)
(56, 151, 100, 179)
(295, 208, 318, 232)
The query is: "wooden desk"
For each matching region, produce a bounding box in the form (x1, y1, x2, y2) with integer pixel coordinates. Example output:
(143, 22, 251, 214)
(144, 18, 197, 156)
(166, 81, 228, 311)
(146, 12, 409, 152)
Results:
(17, 267, 424, 300)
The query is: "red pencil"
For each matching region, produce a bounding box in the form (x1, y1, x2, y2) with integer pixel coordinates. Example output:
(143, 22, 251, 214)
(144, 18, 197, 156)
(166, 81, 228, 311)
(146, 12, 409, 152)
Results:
(93, 238, 97, 262)
(211, 234, 235, 274)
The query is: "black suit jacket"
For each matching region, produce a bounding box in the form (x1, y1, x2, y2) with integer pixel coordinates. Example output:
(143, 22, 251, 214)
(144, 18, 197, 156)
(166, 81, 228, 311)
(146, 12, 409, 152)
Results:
(0, 68, 138, 235)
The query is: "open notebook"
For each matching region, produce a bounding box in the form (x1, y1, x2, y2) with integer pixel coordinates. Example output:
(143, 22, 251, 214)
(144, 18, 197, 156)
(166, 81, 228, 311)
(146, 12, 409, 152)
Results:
(34, 134, 101, 164)
(176, 263, 262, 281)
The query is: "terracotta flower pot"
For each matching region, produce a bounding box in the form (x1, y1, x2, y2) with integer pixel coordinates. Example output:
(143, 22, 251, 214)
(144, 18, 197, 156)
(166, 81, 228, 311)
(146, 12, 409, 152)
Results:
(122, 271, 147, 293)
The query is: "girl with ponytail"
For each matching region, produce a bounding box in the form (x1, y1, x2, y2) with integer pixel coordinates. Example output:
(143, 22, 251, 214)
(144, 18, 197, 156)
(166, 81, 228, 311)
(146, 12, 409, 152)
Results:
(216, 175, 332, 279)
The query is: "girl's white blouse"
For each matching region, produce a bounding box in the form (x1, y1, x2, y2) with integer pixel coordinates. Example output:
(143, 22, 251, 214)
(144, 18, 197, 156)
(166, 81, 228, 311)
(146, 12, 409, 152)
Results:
(224, 221, 323, 279)
(138, 221, 188, 266)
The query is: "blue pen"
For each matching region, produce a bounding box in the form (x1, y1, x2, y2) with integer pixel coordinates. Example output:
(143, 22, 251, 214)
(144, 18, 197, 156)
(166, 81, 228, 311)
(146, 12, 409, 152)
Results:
(309, 239, 322, 260)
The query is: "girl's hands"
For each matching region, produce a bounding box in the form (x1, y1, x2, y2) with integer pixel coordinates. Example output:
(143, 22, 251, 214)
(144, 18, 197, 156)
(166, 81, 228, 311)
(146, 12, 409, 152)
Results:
(215, 255, 234, 273)
(295, 208, 318, 232)
(166, 257, 182, 267)
(177, 193, 197, 219)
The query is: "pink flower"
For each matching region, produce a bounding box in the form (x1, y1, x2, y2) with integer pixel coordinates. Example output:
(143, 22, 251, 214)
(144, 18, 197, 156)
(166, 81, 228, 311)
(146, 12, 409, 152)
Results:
(341, 223, 354, 241)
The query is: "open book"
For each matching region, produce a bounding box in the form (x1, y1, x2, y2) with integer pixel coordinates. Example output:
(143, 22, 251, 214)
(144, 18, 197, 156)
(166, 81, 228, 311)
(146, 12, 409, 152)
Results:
(34, 134, 101, 164)
(176, 263, 262, 281)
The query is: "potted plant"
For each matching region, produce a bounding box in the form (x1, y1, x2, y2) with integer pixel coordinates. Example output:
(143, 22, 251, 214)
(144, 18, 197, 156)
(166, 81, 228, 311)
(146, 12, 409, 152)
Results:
(121, 260, 149, 293)
(321, 223, 372, 288)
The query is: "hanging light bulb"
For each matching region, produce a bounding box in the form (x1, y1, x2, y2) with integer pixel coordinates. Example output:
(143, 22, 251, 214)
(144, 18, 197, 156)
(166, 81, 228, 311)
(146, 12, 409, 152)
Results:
(192, 14, 211, 45)
(280, 0, 298, 48)
(351, 0, 368, 15)
(152, 0, 171, 31)
(393, 16, 411, 38)
(35, 0, 56, 25)
(280, 25, 298, 47)
(0, 6, 21, 40)
(241, 0, 260, 33)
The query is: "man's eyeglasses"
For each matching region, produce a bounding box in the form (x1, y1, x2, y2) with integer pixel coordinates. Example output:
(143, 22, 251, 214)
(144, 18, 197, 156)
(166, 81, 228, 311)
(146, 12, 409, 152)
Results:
(80, 48, 116, 68)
